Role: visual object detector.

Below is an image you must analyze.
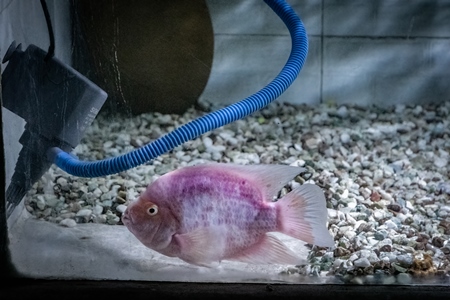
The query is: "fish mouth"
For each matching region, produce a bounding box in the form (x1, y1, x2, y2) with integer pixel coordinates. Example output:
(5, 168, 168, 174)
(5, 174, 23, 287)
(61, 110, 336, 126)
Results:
(121, 209, 133, 225)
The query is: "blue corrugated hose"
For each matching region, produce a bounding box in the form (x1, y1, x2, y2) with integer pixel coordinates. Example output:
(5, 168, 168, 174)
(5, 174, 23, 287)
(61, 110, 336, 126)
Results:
(48, 0, 308, 177)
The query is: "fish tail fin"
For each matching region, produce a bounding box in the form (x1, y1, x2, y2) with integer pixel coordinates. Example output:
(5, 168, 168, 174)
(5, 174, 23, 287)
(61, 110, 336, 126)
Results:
(276, 184, 334, 248)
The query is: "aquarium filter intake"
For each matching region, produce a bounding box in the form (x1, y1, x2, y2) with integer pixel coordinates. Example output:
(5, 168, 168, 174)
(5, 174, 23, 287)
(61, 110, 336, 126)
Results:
(1, 42, 107, 218)
(49, 0, 308, 178)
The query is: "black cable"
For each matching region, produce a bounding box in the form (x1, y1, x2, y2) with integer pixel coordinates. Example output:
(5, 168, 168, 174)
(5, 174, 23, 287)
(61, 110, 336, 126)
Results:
(40, 0, 55, 61)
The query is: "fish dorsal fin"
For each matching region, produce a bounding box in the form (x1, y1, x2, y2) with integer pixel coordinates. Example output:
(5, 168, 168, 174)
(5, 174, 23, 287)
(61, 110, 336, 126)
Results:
(227, 233, 304, 265)
(205, 163, 307, 202)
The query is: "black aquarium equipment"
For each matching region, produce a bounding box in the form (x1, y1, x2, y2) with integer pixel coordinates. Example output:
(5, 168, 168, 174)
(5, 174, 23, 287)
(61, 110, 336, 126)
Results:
(1, 41, 107, 218)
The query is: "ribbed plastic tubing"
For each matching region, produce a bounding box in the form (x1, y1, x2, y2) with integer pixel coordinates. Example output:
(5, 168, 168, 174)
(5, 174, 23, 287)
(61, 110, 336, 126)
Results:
(49, 0, 309, 177)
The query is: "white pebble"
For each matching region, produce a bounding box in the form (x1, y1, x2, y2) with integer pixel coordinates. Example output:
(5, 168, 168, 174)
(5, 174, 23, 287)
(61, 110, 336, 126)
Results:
(381, 256, 391, 264)
(36, 196, 46, 210)
(338, 226, 352, 235)
(379, 190, 393, 201)
(93, 205, 103, 215)
(95, 215, 107, 224)
(116, 204, 128, 214)
(405, 200, 415, 212)
(103, 140, 114, 149)
(203, 136, 213, 148)
(44, 195, 59, 207)
(438, 210, 448, 217)
(76, 209, 92, 217)
(434, 157, 448, 168)
(373, 210, 385, 221)
(362, 170, 373, 177)
(340, 132, 351, 144)
(327, 209, 340, 219)
(59, 218, 77, 228)
(426, 208, 436, 218)
(305, 138, 319, 149)
(373, 170, 384, 183)
(413, 105, 423, 115)
(92, 188, 103, 198)
(336, 106, 349, 118)
(345, 213, 357, 225)
(354, 257, 371, 268)
(384, 220, 398, 230)
(107, 215, 120, 225)
(157, 114, 172, 124)
(88, 182, 99, 192)
(289, 159, 305, 167)
(56, 177, 68, 187)
(346, 198, 357, 209)
(333, 258, 343, 268)
(349, 253, 359, 261)
(344, 230, 357, 240)
(102, 200, 113, 208)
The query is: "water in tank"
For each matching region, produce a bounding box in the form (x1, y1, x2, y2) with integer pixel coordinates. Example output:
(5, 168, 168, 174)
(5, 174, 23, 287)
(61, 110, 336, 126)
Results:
(1, 0, 449, 287)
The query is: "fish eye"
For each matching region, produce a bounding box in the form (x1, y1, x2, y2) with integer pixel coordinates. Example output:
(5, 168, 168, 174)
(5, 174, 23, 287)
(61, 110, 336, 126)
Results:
(147, 205, 158, 216)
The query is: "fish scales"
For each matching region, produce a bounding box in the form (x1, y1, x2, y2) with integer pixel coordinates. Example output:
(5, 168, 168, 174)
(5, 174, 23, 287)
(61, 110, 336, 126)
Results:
(153, 167, 277, 255)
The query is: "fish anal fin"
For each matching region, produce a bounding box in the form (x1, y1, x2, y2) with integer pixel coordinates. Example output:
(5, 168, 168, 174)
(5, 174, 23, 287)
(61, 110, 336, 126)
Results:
(227, 233, 303, 265)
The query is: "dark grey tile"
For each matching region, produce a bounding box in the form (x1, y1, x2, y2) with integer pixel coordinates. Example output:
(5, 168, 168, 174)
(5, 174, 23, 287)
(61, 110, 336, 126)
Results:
(324, 0, 450, 38)
(200, 36, 321, 106)
(206, 0, 322, 36)
(322, 37, 450, 106)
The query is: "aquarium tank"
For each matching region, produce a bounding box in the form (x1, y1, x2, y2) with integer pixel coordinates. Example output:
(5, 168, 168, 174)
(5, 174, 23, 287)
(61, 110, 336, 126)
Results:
(1, 0, 449, 298)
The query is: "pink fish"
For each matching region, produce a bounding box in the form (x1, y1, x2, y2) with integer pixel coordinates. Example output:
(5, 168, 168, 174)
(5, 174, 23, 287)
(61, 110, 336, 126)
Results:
(122, 163, 334, 266)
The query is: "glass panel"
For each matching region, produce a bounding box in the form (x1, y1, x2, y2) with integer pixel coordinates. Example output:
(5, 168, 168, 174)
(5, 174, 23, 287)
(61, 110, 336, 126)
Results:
(1, 0, 449, 287)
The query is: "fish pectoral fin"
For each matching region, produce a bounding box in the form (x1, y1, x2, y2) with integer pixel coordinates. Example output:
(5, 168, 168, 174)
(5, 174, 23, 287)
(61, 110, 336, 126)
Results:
(227, 233, 303, 265)
(174, 227, 226, 266)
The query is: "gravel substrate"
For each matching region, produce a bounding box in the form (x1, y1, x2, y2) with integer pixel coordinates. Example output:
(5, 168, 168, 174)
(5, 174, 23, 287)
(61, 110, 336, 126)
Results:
(23, 100, 450, 284)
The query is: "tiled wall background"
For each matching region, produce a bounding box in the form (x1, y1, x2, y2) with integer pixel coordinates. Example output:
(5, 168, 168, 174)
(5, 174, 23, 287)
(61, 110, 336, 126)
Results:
(200, 0, 450, 107)
(1, 0, 449, 111)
